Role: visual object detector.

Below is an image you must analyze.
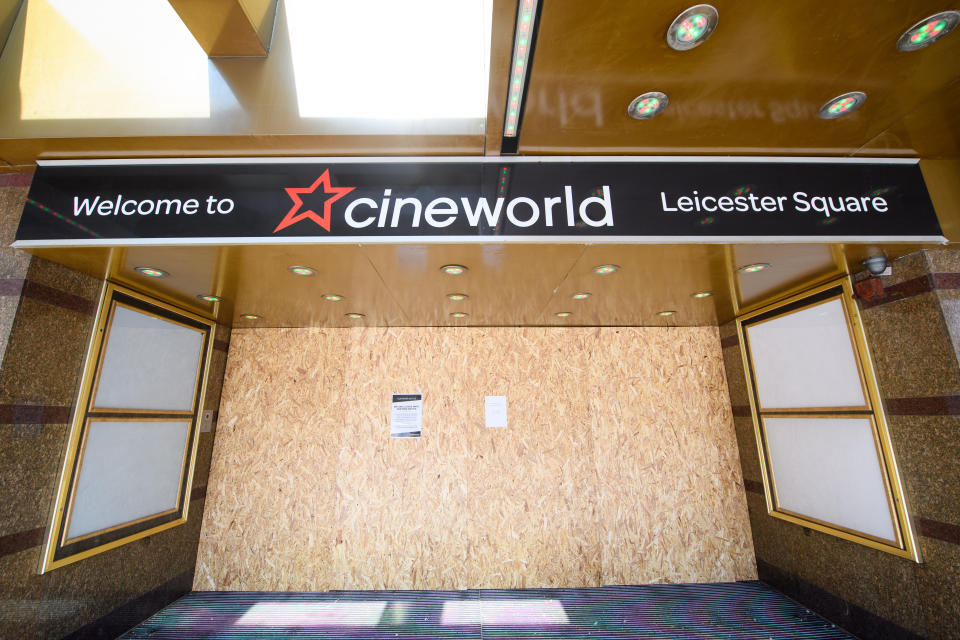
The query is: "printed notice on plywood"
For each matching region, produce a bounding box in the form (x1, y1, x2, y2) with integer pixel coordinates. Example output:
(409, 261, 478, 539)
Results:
(390, 394, 422, 438)
(194, 327, 756, 591)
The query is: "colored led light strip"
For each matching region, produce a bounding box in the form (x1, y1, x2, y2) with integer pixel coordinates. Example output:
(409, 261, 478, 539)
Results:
(504, 0, 539, 138)
(497, 166, 511, 197)
(27, 198, 102, 238)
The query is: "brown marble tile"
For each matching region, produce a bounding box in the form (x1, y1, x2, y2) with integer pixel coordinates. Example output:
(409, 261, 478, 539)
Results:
(0, 299, 95, 406)
(732, 416, 762, 484)
(0, 423, 68, 536)
(721, 346, 749, 406)
(934, 289, 960, 369)
(192, 432, 215, 490)
(203, 349, 228, 413)
(0, 547, 43, 640)
(718, 319, 738, 341)
(861, 292, 960, 398)
(751, 502, 927, 635)
(0, 187, 32, 280)
(38, 508, 204, 639)
(25, 258, 102, 302)
(213, 322, 231, 346)
(885, 415, 960, 526)
(880, 251, 931, 288)
(923, 248, 960, 275)
(913, 536, 960, 640)
(0, 294, 22, 361)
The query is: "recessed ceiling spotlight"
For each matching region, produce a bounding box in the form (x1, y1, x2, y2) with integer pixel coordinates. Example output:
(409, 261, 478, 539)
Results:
(897, 11, 960, 51)
(691, 291, 714, 299)
(450, 312, 468, 319)
(345, 312, 365, 319)
(134, 267, 168, 278)
(628, 92, 669, 120)
(323, 294, 344, 302)
(197, 295, 222, 303)
(593, 264, 620, 275)
(447, 293, 469, 301)
(288, 265, 316, 276)
(818, 92, 866, 119)
(240, 314, 261, 320)
(555, 311, 572, 318)
(571, 292, 591, 300)
(666, 4, 719, 51)
(441, 264, 468, 275)
(738, 263, 770, 273)
(657, 310, 677, 317)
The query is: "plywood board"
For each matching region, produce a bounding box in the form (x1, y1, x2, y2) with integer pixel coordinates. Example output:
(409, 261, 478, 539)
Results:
(194, 327, 755, 590)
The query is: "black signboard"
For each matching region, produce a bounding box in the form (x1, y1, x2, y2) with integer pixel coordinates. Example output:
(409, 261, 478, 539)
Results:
(13, 158, 943, 245)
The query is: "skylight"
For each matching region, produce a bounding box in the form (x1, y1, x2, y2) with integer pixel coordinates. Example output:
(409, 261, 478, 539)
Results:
(285, 0, 492, 122)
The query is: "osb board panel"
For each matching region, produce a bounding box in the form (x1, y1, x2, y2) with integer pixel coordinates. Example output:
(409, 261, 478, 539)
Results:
(195, 327, 756, 591)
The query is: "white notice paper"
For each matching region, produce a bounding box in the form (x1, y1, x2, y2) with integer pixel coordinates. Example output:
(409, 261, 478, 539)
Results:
(485, 395, 507, 428)
(390, 394, 422, 438)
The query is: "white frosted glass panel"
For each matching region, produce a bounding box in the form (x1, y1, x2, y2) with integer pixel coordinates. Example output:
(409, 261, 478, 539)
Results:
(67, 420, 190, 539)
(764, 417, 896, 541)
(93, 305, 204, 411)
(747, 298, 866, 408)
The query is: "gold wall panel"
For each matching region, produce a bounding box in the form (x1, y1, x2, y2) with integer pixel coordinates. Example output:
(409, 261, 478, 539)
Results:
(167, 0, 271, 57)
(194, 326, 756, 590)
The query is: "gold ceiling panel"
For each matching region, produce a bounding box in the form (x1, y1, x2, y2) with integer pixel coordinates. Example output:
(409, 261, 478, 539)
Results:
(22, 240, 943, 329)
(542, 245, 727, 327)
(519, 0, 960, 156)
(361, 243, 586, 327)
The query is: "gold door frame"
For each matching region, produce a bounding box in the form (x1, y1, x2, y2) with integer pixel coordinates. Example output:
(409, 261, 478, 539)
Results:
(40, 282, 215, 573)
(736, 277, 919, 561)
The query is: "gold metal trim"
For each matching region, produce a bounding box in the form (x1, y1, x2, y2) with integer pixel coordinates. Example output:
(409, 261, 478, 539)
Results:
(40, 282, 216, 574)
(757, 412, 900, 547)
(60, 416, 194, 545)
(735, 276, 921, 562)
(742, 292, 871, 413)
(88, 299, 208, 413)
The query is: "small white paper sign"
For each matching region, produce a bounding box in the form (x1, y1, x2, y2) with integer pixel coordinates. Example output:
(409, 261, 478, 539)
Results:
(485, 395, 507, 428)
(390, 394, 422, 438)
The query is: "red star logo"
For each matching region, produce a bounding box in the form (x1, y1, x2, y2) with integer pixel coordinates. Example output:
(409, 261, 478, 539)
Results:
(274, 170, 356, 233)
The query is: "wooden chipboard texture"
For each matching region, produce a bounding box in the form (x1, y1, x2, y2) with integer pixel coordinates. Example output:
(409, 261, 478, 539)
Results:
(194, 327, 756, 591)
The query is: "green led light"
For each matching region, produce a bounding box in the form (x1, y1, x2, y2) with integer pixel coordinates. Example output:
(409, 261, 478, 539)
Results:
(691, 291, 713, 299)
(288, 265, 315, 276)
(657, 310, 676, 317)
(135, 267, 168, 278)
(441, 264, 468, 275)
(197, 295, 222, 302)
(571, 292, 591, 300)
(738, 263, 770, 273)
(447, 293, 469, 301)
(667, 5, 718, 51)
(450, 312, 468, 319)
(345, 313, 365, 319)
(819, 92, 865, 119)
(240, 314, 261, 320)
(592, 264, 620, 275)
(555, 311, 572, 318)
(323, 294, 344, 302)
(899, 11, 959, 51)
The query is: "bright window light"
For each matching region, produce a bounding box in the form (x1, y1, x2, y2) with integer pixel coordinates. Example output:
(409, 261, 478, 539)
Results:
(235, 602, 388, 626)
(285, 0, 492, 120)
(19, 0, 210, 120)
(441, 599, 569, 625)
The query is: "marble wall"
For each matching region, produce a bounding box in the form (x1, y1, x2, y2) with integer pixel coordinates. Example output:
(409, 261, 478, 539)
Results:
(0, 174, 229, 639)
(721, 249, 960, 640)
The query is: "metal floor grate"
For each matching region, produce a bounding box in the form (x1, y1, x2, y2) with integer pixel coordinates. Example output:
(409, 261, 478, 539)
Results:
(121, 581, 853, 639)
